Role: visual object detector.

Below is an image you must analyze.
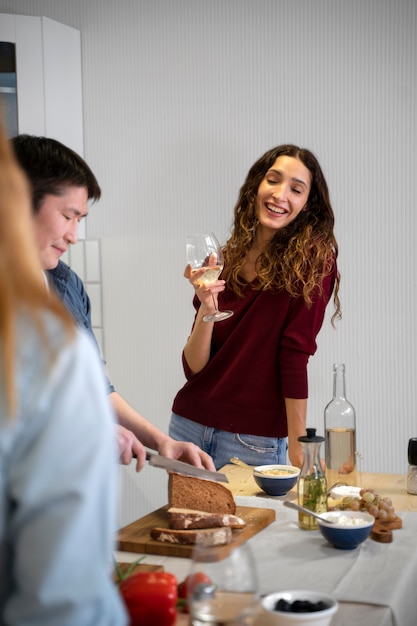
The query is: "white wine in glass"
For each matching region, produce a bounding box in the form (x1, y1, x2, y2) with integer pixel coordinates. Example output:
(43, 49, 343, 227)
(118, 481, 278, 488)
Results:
(186, 232, 233, 323)
(188, 542, 259, 626)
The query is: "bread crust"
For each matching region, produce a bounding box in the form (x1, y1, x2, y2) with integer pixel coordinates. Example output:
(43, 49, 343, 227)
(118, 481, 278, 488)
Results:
(168, 473, 236, 514)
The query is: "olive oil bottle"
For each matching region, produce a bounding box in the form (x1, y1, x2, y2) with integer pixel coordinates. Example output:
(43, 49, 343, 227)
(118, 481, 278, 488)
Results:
(297, 428, 327, 530)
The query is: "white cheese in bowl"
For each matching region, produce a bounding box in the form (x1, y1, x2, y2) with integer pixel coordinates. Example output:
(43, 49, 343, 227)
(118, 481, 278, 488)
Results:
(329, 485, 361, 500)
(325, 514, 370, 527)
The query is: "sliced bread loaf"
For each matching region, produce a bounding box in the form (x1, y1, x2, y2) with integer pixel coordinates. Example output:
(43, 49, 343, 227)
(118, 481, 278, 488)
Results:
(150, 526, 232, 546)
(168, 473, 236, 514)
(167, 507, 246, 530)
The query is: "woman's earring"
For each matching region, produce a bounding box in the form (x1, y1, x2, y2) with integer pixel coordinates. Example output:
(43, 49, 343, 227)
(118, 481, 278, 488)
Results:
(252, 217, 259, 237)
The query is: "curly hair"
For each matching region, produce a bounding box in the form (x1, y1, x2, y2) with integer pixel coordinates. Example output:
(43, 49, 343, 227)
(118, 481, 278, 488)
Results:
(223, 145, 341, 325)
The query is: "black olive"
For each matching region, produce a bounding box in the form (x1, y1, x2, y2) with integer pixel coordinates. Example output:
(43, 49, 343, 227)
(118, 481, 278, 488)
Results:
(274, 598, 292, 612)
(292, 600, 311, 612)
(273, 598, 330, 613)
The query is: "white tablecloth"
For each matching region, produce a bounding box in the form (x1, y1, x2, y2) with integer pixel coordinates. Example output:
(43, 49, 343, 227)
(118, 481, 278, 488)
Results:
(116, 496, 417, 626)
(235, 495, 417, 626)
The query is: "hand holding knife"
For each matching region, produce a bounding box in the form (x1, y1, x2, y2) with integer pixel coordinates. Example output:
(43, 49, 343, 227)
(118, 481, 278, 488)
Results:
(144, 451, 229, 483)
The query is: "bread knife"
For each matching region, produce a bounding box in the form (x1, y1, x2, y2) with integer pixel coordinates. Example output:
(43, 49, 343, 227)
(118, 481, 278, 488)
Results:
(145, 451, 229, 483)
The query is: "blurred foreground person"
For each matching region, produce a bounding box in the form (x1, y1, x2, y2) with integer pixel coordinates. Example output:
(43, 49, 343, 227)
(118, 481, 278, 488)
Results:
(0, 115, 126, 624)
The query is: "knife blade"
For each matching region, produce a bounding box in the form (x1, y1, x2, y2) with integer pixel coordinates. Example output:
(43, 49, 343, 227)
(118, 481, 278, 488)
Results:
(145, 451, 229, 483)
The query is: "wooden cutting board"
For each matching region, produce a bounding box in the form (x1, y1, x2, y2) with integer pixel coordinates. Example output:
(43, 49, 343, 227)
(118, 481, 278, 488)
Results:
(118, 505, 275, 559)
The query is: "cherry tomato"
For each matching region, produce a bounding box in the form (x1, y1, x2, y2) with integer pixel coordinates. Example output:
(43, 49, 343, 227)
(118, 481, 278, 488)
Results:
(177, 572, 212, 613)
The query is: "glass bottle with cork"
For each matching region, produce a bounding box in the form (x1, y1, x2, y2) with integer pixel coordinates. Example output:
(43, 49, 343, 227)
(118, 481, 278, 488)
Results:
(297, 428, 327, 530)
(324, 363, 357, 488)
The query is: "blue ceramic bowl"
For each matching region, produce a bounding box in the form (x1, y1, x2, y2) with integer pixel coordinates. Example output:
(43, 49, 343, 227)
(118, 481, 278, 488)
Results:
(317, 510, 374, 550)
(253, 465, 300, 496)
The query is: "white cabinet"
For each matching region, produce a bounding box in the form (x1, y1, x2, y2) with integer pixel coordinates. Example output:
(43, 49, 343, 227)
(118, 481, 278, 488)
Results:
(0, 13, 85, 235)
(0, 13, 83, 154)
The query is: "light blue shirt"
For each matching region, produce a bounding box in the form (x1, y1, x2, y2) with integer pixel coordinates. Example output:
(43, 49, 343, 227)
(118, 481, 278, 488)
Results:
(0, 312, 127, 625)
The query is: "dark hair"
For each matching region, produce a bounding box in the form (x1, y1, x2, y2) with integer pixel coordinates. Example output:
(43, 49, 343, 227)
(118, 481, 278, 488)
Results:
(224, 144, 341, 324)
(11, 135, 101, 213)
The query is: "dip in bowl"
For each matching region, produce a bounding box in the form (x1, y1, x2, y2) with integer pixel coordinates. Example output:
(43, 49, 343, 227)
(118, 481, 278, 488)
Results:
(317, 510, 374, 550)
(253, 464, 300, 496)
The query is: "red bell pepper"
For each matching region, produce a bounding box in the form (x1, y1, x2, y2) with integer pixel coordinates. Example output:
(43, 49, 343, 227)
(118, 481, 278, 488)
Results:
(118, 571, 178, 626)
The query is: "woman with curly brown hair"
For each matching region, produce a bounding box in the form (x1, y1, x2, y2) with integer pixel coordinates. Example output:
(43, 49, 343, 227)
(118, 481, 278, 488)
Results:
(170, 145, 341, 469)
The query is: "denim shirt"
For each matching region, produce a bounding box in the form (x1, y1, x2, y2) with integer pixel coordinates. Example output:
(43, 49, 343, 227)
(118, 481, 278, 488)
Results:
(47, 260, 115, 394)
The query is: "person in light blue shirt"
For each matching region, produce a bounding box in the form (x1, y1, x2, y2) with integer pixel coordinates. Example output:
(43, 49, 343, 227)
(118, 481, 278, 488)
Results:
(0, 117, 126, 625)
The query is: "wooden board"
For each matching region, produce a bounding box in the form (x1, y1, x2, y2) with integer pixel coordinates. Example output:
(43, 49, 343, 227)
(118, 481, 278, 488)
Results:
(118, 505, 275, 559)
(371, 515, 403, 543)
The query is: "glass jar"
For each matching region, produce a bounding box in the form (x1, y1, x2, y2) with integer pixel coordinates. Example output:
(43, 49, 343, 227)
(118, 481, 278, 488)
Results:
(297, 428, 327, 530)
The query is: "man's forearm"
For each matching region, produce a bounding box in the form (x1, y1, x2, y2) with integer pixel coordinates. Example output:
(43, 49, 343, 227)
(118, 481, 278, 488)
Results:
(110, 391, 170, 451)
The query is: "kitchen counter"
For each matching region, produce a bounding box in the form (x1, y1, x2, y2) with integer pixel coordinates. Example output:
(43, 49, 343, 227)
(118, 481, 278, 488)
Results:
(219, 465, 417, 512)
(116, 468, 417, 625)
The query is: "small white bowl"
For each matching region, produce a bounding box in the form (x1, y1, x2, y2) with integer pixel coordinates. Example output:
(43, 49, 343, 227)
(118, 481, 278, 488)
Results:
(261, 590, 338, 626)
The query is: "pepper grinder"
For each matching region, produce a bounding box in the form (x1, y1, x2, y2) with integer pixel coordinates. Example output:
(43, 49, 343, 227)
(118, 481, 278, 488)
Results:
(407, 438, 417, 495)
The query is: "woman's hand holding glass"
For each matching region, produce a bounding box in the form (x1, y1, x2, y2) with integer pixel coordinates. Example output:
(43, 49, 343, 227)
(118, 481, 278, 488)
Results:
(185, 233, 233, 323)
(184, 258, 224, 309)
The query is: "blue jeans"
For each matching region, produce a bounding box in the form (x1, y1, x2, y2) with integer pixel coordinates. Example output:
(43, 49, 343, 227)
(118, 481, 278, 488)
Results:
(169, 413, 288, 470)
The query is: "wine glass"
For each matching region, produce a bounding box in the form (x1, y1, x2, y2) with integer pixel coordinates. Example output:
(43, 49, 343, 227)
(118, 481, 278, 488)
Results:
(186, 232, 233, 323)
(187, 542, 259, 625)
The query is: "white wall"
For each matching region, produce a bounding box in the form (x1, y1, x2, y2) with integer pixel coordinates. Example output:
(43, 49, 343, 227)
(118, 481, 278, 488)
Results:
(1, 0, 416, 526)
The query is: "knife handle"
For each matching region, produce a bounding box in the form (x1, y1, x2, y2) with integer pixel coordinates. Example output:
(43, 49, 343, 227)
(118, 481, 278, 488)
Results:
(132, 451, 152, 460)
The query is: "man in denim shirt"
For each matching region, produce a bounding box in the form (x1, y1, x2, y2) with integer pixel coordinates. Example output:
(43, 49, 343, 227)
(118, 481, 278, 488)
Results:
(47, 260, 115, 393)
(12, 134, 215, 472)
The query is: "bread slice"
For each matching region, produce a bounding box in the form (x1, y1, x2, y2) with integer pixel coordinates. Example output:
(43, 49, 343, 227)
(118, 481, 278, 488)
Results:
(168, 473, 236, 514)
(167, 507, 246, 530)
(150, 526, 232, 546)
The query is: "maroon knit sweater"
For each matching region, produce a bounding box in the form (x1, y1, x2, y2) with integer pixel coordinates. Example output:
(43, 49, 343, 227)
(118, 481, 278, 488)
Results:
(172, 265, 337, 438)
